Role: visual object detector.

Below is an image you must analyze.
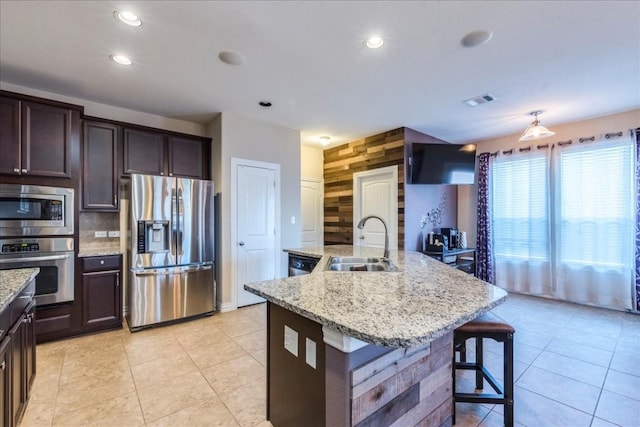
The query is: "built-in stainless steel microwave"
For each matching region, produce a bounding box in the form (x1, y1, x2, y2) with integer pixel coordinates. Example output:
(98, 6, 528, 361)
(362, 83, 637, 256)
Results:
(0, 184, 74, 237)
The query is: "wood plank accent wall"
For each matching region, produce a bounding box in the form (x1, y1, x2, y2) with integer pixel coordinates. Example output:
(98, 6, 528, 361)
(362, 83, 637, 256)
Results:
(350, 332, 453, 427)
(324, 128, 406, 247)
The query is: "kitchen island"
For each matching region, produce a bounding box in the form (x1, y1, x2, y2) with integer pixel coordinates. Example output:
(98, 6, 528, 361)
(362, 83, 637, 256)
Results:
(244, 246, 507, 427)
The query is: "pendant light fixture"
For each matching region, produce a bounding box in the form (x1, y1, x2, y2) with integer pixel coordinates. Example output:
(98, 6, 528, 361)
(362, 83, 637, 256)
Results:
(519, 111, 555, 142)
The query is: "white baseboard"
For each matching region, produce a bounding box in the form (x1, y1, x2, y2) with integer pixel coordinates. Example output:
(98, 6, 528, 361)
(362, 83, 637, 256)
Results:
(217, 301, 236, 313)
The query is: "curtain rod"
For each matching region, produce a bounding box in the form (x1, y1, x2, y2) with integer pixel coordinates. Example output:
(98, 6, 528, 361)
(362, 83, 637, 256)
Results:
(478, 129, 627, 156)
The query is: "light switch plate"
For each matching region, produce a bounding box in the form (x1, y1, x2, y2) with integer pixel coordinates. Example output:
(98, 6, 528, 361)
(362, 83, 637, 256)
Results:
(94, 231, 107, 238)
(108, 230, 120, 238)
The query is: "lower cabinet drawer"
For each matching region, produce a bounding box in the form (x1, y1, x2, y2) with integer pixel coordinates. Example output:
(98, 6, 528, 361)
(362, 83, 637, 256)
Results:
(82, 255, 121, 272)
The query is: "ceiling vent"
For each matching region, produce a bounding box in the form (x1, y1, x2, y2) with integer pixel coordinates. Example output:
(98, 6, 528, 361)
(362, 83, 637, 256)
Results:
(463, 93, 497, 107)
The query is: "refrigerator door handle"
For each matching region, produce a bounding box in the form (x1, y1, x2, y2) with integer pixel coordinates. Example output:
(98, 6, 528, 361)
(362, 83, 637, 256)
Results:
(132, 264, 213, 276)
(171, 185, 177, 258)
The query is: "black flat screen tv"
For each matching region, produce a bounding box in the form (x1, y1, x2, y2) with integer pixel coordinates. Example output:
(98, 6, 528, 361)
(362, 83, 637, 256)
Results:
(408, 143, 476, 184)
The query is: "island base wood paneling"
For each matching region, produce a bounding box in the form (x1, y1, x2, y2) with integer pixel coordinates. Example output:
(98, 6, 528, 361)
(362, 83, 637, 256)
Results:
(325, 332, 453, 427)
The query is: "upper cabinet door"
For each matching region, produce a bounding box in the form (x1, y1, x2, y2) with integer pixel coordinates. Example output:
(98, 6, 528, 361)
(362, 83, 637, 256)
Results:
(83, 122, 119, 211)
(0, 96, 21, 175)
(168, 136, 206, 179)
(122, 128, 165, 176)
(21, 101, 73, 178)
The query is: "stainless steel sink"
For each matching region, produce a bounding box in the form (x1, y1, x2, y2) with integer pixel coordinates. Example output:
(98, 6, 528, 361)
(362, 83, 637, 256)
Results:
(328, 263, 388, 272)
(329, 256, 384, 264)
(325, 256, 398, 272)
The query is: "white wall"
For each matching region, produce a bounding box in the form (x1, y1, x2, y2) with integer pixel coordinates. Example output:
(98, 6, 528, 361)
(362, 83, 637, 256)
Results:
(301, 145, 324, 179)
(457, 109, 640, 247)
(0, 81, 207, 136)
(210, 112, 301, 310)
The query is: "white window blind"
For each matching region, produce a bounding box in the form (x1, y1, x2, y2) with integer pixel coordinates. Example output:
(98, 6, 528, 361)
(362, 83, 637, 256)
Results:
(492, 150, 550, 262)
(555, 138, 635, 269)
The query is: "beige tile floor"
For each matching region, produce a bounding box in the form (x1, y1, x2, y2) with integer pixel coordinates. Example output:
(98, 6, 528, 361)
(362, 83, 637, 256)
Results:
(18, 293, 640, 427)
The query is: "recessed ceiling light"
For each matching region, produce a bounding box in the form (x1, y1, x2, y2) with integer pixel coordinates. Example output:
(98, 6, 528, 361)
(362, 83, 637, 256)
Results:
(110, 54, 132, 65)
(218, 50, 245, 65)
(319, 136, 331, 146)
(259, 101, 272, 108)
(365, 36, 384, 49)
(114, 10, 142, 27)
(460, 30, 493, 48)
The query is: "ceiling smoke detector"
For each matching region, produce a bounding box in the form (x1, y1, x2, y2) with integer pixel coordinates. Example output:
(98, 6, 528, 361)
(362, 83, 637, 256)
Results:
(463, 93, 497, 107)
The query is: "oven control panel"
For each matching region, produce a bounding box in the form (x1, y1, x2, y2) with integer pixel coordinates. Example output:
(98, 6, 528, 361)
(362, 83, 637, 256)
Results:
(2, 242, 40, 253)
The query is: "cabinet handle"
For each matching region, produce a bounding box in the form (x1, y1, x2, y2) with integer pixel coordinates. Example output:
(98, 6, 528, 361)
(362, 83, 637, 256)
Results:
(116, 272, 120, 287)
(0, 361, 5, 370)
(100, 260, 105, 265)
(13, 168, 20, 173)
(21, 168, 28, 174)
(113, 195, 117, 205)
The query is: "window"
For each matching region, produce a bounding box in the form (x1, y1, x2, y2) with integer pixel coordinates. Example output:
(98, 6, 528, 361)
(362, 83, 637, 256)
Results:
(492, 150, 550, 262)
(555, 138, 634, 269)
(490, 134, 635, 309)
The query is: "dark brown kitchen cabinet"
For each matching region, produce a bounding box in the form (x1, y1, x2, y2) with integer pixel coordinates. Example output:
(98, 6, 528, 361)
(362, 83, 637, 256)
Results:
(168, 136, 207, 179)
(1, 278, 36, 427)
(0, 95, 75, 178)
(122, 128, 210, 179)
(81, 255, 122, 331)
(0, 337, 10, 427)
(123, 128, 165, 176)
(82, 121, 120, 211)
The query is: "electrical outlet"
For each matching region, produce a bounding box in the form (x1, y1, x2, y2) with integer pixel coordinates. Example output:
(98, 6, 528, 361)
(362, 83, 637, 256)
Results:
(108, 230, 120, 238)
(94, 231, 107, 238)
(290, 216, 296, 225)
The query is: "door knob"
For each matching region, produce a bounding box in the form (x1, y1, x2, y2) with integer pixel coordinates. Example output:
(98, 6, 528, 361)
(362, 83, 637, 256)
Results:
(238, 241, 245, 246)
(359, 236, 365, 239)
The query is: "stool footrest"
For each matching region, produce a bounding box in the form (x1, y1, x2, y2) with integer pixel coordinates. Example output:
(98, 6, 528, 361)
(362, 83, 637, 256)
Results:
(455, 363, 503, 395)
(454, 392, 507, 404)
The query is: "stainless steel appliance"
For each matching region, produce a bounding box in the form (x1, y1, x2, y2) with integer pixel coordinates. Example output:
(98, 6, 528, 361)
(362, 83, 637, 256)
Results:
(0, 184, 74, 237)
(0, 237, 74, 305)
(288, 253, 319, 276)
(126, 174, 215, 330)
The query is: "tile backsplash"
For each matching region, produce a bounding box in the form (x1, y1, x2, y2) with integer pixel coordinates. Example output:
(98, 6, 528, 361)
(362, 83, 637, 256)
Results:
(79, 212, 120, 251)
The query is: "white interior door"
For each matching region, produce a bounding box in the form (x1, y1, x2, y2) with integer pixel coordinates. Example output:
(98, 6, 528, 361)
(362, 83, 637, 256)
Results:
(353, 166, 398, 251)
(301, 178, 323, 247)
(236, 164, 276, 307)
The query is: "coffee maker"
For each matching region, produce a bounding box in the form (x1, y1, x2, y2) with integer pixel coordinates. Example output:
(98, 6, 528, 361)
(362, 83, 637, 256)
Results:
(440, 227, 458, 250)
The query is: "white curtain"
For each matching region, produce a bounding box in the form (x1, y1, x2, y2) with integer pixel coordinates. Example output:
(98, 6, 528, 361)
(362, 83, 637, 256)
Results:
(553, 135, 635, 309)
(491, 149, 553, 295)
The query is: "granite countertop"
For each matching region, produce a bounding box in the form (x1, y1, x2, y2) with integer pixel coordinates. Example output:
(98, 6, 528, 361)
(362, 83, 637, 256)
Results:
(244, 245, 507, 348)
(0, 268, 39, 314)
(77, 249, 123, 258)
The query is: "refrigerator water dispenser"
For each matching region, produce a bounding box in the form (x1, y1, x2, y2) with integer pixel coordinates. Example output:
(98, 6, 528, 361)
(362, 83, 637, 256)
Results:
(137, 220, 169, 253)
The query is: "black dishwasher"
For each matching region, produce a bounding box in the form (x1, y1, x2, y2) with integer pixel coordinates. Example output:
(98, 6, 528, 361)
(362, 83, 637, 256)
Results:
(288, 253, 320, 276)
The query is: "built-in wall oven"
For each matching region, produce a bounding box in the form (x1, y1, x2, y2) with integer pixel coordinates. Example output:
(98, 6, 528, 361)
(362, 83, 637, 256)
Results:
(0, 237, 74, 305)
(0, 184, 75, 305)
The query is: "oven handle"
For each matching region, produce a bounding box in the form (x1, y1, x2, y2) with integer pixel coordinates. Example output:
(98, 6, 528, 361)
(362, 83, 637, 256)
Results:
(0, 254, 71, 264)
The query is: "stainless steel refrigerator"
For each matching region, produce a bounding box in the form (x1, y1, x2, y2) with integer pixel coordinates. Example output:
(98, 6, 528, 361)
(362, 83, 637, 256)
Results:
(126, 174, 215, 331)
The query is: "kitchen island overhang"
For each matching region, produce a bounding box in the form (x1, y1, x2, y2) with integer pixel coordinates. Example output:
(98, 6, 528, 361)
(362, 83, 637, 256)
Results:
(245, 245, 507, 427)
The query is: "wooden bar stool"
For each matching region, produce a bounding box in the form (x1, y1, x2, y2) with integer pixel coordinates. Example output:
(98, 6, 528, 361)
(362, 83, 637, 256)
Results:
(452, 312, 515, 427)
